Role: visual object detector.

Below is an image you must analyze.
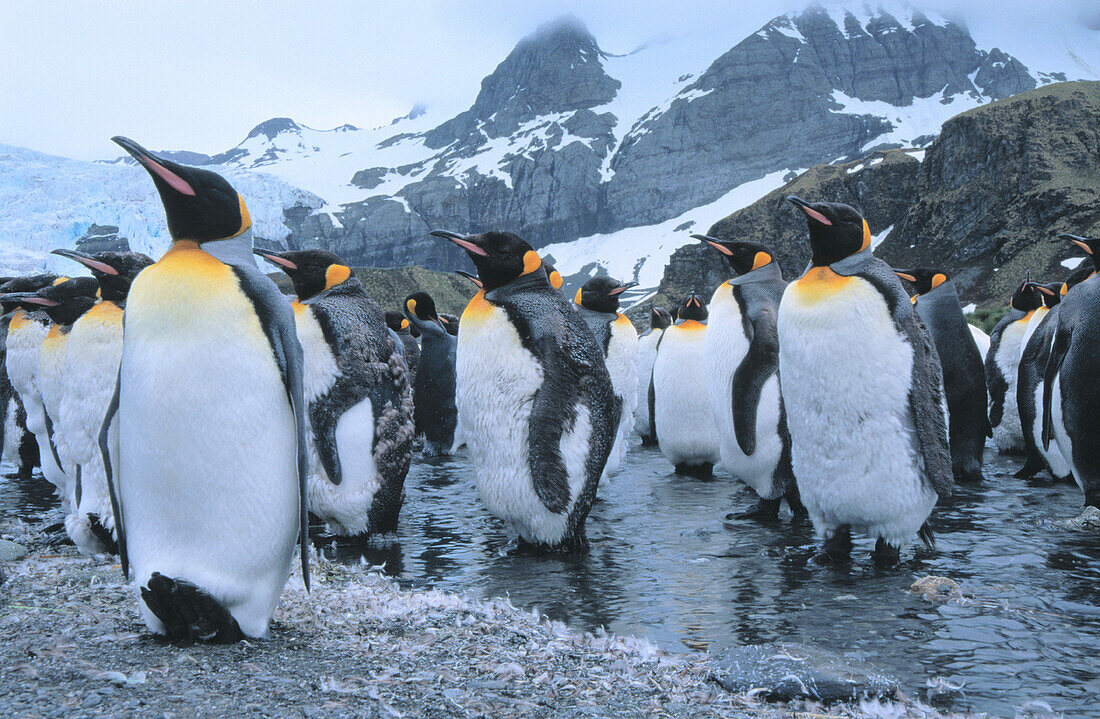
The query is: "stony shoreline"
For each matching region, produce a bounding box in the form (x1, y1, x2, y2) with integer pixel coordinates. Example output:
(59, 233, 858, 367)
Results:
(1, 513, 966, 719)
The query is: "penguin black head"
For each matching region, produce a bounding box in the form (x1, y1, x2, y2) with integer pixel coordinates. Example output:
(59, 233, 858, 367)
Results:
(670, 306, 680, 322)
(439, 313, 460, 336)
(0, 274, 58, 312)
(385, 310, 413, 335)
(1009, 276, 1043, 313)
(1059, 233, 1100, 273)
(1062, 265, 1095, 297)
(788, 197, 871, 267)
(650, 305, 672, 331)
(543, 262, 564, 291)
(1031, 281, 1062, 308)
(677, 291, 708, 322)
(7, 276, 99, 325)
(113, 136, 251, 243)
(253, 248, 355, 301)
(404, 291, 446, 334)
(693, 234, 775, 277)
(50, 249, 154, 302)
(893, 268, 950, 298)
(574, 276, 637, 314)
(431, 230, 546, 292)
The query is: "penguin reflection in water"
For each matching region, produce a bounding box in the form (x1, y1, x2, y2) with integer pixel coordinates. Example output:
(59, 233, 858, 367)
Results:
(434, 229, 618, 551)
(779, 197, 952, 562)
(695, 235, 802, 520)
(255, 248, 415, 537)
(105, 137, 309, 642)
(403, 291, 458, 457)
(651, 292, 722, 478)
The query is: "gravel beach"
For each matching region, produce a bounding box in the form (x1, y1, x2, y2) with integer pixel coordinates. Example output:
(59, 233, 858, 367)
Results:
(1, 512, 965, 719)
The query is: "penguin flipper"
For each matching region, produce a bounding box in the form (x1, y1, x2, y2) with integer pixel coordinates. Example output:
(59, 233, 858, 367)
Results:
(647, 331, 665, 446)
(731, 308, 780, 456)
(229, 267, 310, 591)
(99, 370, 128, 578)
(527, 343, 575, 514)
(1042, 324, 1071, 451)
(984, 314, 1016, 429)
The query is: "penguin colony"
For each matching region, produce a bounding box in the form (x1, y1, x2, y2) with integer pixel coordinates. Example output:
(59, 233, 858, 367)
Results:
(3, 140, 1098, 643)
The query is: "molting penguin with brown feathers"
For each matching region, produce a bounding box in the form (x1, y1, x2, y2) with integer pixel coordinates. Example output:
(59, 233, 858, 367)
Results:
(255, 248, 414, 537)
(574, 276, 638, 478)
(778, 197, 952, 563)
(434, 229, 618, 551)
(697, 234, 801, 521)
(104, 137, 309, 642)
(51, 250, 153, 555)
(894, 268, 990, 485)
(385, 311, 420, 381)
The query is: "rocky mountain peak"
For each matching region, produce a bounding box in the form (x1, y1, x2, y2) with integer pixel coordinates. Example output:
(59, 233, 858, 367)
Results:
(245, 117, 303, 142)
(423, 15, 620, 147)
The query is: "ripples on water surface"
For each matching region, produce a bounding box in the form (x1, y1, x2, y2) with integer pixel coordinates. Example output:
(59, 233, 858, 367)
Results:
(3, 444, 1099, 716)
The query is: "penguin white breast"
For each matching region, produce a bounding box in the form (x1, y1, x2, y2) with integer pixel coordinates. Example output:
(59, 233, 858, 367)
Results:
(456, 293, 586, 544)
(652, 321, 721, 466)
(58, 302, 125, 466)
(778, 270, 936, 543)
(1018, 308, 1048, 361)
(968, 324, 990, 361)
(118, 245, 298, 637)
(632, 329, 663, 431)
(5, 316, 49, 406)
(992, 315, 1032, 450)
(603, 316, 639, 476)
(704, 284, 783, 495)
(293, 302, 339, 402)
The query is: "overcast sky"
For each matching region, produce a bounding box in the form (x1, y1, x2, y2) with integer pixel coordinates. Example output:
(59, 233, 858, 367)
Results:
(3, 0, 1097, 160)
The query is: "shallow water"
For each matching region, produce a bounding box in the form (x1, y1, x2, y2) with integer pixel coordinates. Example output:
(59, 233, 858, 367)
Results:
(4, 444, 1099, 716)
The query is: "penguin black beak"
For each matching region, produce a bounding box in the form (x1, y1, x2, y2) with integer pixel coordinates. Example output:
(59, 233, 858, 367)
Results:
(1060, 233, 1093, 255)
(0, 292, 59, 307)
(112, 136, 197, 197)
(252, 248, 298, 270)
(431, 229, 489, 257)
(51, 248, 120, 276)
(454, 270, 483, 288)
(608, 281, 638, 296)
(692, 234, 734, 256)
(787, 195, 832, 226)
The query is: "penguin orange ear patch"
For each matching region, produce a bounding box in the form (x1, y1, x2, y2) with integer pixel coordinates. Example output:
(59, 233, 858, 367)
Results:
(234, 194, 253, 236)
(751, 252, 772, 271)
(574, 288, 583, 305)
(406, 298, 418, 315)
(324, 264, 351, 290)
(521, 250, 542, 276)
(400, 318, 409, 329)
(860, 219, 872, 252)
(549, 271, 563, 289)
(931, 273, 947, 289)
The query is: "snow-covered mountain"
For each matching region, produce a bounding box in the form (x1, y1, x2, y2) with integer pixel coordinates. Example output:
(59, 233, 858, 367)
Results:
(0, 4, 1078, 287)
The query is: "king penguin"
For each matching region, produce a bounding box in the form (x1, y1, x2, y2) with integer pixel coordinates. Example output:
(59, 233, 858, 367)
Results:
(778, 197, 952, 561)
(255, 248, 414, 537)
(986, 277, 1043, 455)
(385, 310, 420, 382)
(574, 276, 639, 478)
(633, 305, 672, 446)
(49, 251, 153, 554)
(433, 229, 618, 551)
(0, 276, 52, 480)
(652, 292, 722, 478)
(104, 137, 309, 642)
(1042, 233, 1100, 505)
(696, 235, 801, 520)
(1017, 269, 1090, 482)
(2, 275, 69, 500)
(403, 291, 458, 457)
(894, 268, 990, 484)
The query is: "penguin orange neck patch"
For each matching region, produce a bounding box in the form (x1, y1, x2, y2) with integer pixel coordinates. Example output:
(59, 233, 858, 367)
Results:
(462, 290, 493, 324)
(678, 319, 705, 331)
(614, 313, 632, 327)
(791, 266, 854, 303)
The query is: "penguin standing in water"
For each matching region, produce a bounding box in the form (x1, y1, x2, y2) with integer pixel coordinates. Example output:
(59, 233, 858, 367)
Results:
(633, 305, 671, 446)
(3, 275, 68, 498)
(986, 277, 1043, 455)
(0, 276, 51, 479)
(403, 291, 458, 457)
(778, 198, 952, 561)
(652, 292, 722, 477)
(1018, 270, 1090, 482)
(696, 235, 800, 519)
(574, 276, 638, 478)
(49, 250, 153, 554)
(105, 137, 308, 641)
(434, 229, 618, 551)
(1043, 234, 1100, 506)
(385, 311, 420, 381)
(894, 268, 990, 484)
(255, 248, 414, 537)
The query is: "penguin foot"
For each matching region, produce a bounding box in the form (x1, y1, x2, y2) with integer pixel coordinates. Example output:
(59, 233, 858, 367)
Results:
(86, 514, 118, 556)
(1058, 473, 1077, 486)
(918, 523, 937, 551)
(726, 498, 781, 523)
(142, 573, 243, 644)
(815, 525, 852, 565)
(675, 462, 714, 479)
(1013, 457, 1045, 480)
(872, 538, 901, 567)
(639, 433, 658, 447)
(785, 487, 808, 519)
